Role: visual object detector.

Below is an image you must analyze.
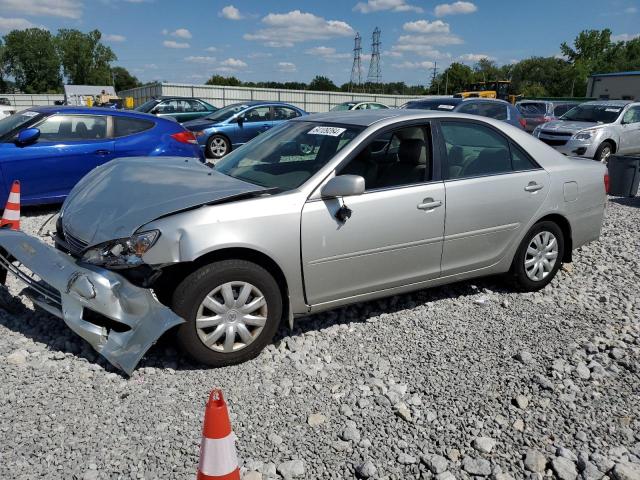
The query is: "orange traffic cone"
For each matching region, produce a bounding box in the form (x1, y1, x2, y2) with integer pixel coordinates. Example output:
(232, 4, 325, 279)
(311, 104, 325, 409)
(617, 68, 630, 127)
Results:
(0, 180, 20, 231)
(197, 389, 240, 480)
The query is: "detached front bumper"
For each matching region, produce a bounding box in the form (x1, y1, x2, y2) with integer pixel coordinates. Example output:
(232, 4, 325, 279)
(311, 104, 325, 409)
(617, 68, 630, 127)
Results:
(0, 229, 184, 375)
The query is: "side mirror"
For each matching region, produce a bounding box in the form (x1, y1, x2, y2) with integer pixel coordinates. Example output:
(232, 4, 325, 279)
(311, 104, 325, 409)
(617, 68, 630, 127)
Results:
(321, 175, 365, 198)
(236, 114, 244, 126)
(16, 128, 40, 146)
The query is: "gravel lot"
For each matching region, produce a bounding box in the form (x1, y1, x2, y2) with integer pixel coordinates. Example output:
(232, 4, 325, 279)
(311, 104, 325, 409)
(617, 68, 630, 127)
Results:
(0, 198, 639, 480)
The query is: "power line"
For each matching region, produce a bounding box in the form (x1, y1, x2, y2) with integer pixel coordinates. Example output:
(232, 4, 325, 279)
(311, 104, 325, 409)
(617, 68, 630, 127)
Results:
(349, 32, 362, 92)
(366, 27, 381, 92)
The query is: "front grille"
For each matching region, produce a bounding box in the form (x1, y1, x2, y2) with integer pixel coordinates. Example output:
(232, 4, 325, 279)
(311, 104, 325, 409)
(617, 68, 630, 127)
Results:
(0, 250, 62, 308)
(64, 229, 89, 256)
(540, 138, 568, 146)
(540, 130, 572, 137)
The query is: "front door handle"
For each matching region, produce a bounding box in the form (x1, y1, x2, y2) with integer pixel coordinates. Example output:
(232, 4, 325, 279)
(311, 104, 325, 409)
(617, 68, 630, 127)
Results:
(417, 198, 443, 210)
(524, 182, 543, 192)
(95, 149, 111, 155)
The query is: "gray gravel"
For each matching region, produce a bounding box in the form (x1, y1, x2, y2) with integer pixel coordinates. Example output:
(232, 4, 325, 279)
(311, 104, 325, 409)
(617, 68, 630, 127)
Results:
(1, 197, 639, 480)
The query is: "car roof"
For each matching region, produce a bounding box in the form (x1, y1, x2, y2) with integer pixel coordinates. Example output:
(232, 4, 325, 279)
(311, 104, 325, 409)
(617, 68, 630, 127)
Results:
(28, 105, 160, 119)
(582, 100, 632, 107)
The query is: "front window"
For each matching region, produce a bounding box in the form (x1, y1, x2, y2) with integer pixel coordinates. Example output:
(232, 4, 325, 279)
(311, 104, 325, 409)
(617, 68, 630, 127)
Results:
(561, 104, 624, 123)
(0, 110, 43, 139)
(215, 121, 363, 191)
(205, 103, 250, 122)
(37, 115, 107, 141)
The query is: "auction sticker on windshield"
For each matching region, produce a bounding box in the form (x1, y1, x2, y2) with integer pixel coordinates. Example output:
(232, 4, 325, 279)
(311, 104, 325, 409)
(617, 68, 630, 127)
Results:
(21, 111, 39, 117)
(308, 126, 347, 136)
(439, 105, 455, 110)
(605, 108, 621, 113)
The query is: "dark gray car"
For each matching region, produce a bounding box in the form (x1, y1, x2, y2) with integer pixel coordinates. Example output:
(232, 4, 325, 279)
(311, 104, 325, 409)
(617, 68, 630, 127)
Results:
(402, 98, 526, 130)
(516, 100, 580, 133)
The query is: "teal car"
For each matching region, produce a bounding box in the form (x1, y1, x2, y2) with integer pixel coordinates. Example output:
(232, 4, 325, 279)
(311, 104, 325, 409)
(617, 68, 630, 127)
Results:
(135, 96, 218, 123)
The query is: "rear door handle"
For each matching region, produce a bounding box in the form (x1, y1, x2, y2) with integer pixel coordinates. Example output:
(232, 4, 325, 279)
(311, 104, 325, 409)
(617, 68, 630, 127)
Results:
(524, 182, 543, 192)
(95, 149, 111, 155)
(417, 198, 443, 210)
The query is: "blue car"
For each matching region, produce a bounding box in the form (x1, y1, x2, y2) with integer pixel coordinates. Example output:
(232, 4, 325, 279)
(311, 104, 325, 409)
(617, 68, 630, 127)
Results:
(183, 101, 307, 160)
(0, 106, 203, 206)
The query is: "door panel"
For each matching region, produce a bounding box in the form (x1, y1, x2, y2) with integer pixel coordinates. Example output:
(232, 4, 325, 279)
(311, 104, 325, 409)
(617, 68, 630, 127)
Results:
(301, 183, 445, 305)
(237, 107, 272, 145)
(619, 107, 640, 154)
(441, 170, 548, 275)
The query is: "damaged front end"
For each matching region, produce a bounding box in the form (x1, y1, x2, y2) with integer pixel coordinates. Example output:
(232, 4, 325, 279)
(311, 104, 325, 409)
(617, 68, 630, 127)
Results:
(0, 229, 184, 375)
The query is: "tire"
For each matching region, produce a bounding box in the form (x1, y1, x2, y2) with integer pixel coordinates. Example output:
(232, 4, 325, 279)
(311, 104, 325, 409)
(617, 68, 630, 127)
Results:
(594, 141, 613, 163)
(511, 221, 564, 292)
(172, 260, 282, 367)
(206, 134, 231, 160)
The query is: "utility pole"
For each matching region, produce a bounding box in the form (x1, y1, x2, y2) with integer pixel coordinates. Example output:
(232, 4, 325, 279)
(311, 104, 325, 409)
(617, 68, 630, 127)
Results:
(431, 62, 438, 94)
(444, 70, 449, 95)
(366, 27, 382, 93)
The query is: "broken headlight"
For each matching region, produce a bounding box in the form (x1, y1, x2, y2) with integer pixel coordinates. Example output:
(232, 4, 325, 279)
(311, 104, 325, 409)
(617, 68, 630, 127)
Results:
(81, 230, 160, 269)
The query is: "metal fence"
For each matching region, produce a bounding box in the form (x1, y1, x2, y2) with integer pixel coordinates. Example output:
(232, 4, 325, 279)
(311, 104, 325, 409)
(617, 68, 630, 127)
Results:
(119, 82, 436, 112)
(1, 94, 64, 110)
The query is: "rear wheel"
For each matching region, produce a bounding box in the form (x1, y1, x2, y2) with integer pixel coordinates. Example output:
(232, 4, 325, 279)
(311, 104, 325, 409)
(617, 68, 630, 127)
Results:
(206, 134, 231, 160)
(594, 141, 613, 163)
(172, 260, 282, 367)
(511, 221, 564, 291)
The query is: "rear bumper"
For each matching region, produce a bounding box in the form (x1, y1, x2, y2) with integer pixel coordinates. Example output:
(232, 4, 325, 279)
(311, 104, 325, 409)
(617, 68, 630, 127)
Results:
(0, 229, 184, 375)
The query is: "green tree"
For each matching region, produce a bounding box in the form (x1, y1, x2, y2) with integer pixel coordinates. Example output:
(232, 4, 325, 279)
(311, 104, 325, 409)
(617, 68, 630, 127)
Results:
(3, 28, 62, 93)
(308, 75, 337, 91)
(439, 62, 474, 94)
(55, 29, 116, 85)
(205, 75, 242, 86)
(111, 66, 140, 92)
(510, 57, 577, 97)
(472, 58, 502, 83)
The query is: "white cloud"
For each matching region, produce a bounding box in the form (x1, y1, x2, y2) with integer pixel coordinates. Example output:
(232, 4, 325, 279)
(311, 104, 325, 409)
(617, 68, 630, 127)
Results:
(403, 19, 450, 34)
(458, 53, 495, 62)
(166, 28, 192, 39)
(185, 55, 216, 64)
(612, 33, 640, 42)
(624, 6, 638, 13)
(163, 40, 190, 49)
(392, 44, 450, 58)
(353, 0, 423, 13)
(434, 1, 477, 17)
(220, 58, 247, 68)
(205, 46, 218, 52)
(104, 33, 126, 42)
(247, 52, 272, 58)
(0, 0, 82, 19)
(278, 62, 297, 72)
(244, 10, 354, 47)
(0, 16, 38, 33)
(305, 46, 352, 61)
(143, 63, 158, 69)
(219, 5, 243, 20)
(392, 60, 435, 69)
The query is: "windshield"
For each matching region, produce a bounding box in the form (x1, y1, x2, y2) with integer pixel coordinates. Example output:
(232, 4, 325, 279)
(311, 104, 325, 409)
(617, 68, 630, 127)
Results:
(403, 100, 459, 111)
(205, 103, 249, 122)
(331, 103, 356, 111)
(215, 121, 363, 191)
(0, 110, 43, 138)
(134, 99, 159, 113)
(561, 104, 623, 123)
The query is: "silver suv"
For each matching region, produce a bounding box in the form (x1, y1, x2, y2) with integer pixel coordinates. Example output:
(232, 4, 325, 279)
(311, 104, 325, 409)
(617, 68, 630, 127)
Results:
(533, 100, 640, 162)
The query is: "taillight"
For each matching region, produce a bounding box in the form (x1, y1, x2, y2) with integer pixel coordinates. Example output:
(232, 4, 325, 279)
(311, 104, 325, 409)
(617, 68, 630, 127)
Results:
(604, 172, 610, 194)
(171, 131, 198, 144)
(519, 117, 527, 129)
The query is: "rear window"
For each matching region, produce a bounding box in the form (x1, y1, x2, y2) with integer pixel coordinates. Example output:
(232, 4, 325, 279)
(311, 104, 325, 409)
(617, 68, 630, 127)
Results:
(403, 101, 458, 111)
(517, 103, 547, 115)
(114, 117, 154, 137)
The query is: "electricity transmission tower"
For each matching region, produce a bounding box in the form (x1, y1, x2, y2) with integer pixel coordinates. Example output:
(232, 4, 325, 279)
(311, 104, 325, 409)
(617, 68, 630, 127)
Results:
(366, 27, 382, 92)
(349, 33, 362, 92)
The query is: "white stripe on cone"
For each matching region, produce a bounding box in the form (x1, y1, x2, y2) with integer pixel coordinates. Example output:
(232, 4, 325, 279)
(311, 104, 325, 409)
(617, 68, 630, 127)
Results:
(198, 434, 239, 477)
(2, 209, 19, 221)
(7, 191, 19, 203)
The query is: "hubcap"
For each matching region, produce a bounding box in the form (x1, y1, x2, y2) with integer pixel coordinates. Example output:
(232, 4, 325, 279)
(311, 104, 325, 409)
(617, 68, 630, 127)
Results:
(195, 281, 268, 353)
(524, 231, 558, 281)
(210, 137, 228, 157)
(600, 146, 611, 163)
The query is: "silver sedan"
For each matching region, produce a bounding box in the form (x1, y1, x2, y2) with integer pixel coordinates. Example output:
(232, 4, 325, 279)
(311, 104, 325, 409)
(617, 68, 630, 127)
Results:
(0, 110, 607, 373)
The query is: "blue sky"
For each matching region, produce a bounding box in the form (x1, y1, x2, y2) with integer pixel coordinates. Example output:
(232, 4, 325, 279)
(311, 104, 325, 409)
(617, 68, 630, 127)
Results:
(0, 0, 638, 86)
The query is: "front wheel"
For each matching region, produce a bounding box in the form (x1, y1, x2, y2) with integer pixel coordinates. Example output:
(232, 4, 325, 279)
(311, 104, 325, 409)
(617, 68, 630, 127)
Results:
(206, 134, 231, 160)
(594, 141, 613, 163)
(172, 260, 283, 367)
(511, 221, 564, 291)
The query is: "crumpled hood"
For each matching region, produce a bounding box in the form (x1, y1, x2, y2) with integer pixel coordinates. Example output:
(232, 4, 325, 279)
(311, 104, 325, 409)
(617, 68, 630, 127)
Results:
(540, 120, 600, 133)
(61, 157, 266, 245)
